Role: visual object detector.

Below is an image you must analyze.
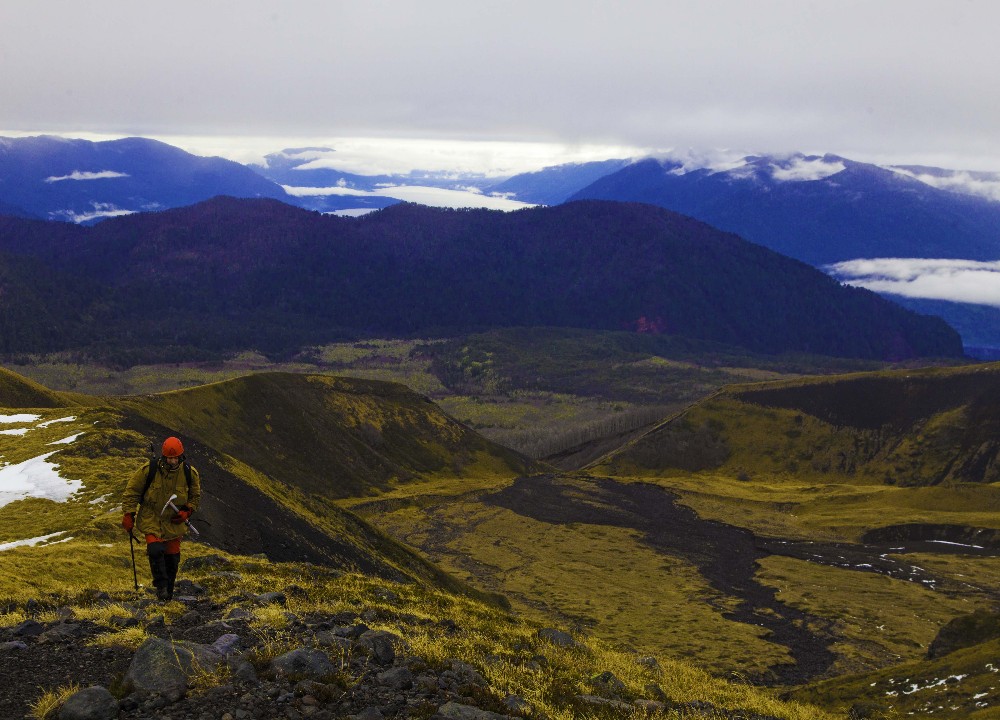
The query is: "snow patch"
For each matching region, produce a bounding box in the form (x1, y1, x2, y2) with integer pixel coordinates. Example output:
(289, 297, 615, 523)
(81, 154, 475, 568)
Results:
(48, 433, 83, 445)
(0, 452, 84, 508)
(0, 531, 72, 552)
(0, 414, 40, 424)
(0, 428, 30, 436)
(36, 416, 77, 428)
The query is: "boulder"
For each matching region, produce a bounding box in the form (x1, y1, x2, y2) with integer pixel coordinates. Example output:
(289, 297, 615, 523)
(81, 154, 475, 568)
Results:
(124, 637, 224, 702)
(58, 686, 119, 720)
(537, 628, 577, 648)
(377, 666, 414, 690)
(357, 630, 400, 666)
(269, 648, 337, 681)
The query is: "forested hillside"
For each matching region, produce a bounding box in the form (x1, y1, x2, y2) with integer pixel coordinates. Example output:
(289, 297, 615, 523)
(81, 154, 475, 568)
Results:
(0, 197, 963, 362)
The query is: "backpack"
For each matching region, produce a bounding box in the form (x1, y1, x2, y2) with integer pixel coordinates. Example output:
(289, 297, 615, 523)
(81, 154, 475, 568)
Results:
(140, 458, 194, 506)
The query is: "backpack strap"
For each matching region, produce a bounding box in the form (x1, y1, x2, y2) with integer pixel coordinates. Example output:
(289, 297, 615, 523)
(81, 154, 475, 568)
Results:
(139, 459, 194, 505)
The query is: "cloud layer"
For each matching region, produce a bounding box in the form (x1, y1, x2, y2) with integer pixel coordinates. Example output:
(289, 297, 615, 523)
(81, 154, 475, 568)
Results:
(282, 183, 535, 211)
(3, 2, 1000, 173)
(827, 258, 1000, 307)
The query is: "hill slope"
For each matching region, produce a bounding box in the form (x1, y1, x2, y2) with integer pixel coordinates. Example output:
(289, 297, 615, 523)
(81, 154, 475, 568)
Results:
(0, 368, 537, 587)
(597, 361, 1000, 489)
(0, 197, 964, 361)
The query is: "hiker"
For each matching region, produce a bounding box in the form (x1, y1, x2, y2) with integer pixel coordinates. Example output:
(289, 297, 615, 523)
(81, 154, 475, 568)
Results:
(121, 436, 202, 601)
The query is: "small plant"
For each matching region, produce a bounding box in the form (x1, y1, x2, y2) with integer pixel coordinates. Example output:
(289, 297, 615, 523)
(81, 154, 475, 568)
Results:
(28, 682, 79, 720)
(88, 626, 148, 649)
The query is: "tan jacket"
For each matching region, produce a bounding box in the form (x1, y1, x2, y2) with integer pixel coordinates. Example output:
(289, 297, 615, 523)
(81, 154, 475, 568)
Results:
(122, 458, 202, 540)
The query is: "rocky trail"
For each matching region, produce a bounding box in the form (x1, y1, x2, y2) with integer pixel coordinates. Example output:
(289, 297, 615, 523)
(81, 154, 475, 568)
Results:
(0, 562, 789, 720)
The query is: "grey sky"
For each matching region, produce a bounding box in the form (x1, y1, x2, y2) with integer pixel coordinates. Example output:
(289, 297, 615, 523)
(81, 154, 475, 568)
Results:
(2, 0, 1000, 173)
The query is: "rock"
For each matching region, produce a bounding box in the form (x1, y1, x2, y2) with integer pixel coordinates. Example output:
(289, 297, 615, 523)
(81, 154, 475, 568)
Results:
(269, 648, 337, 681)
(174, 579, 206, 595)
(38, 623, 83, 643)
(537, 628, 577, 648)
(357, 630, 400, 666)
(0, 640, 28, 651)
(434, 702, 515, 719)
(377, 667, 414, 690)
(58, 685, 119, 720)
(589, 670, 627, 695)
(209, 571, 244, 581)
(224, 607, 253, 621)
(255, 591, 287, 606)
(314, 631, 352, 652)
(502, 695, 530, 713)
(183, 554, 232, 570)
(228, 657, 259, 684)
(109, 615, 139, 628)
(11, 619, 45, 637)
(638, 655, 661, 670)
(447, 660, 485, 687)
(351, 708, 385, 720)
(124, 637, 224, 702)
(373, 587, 400, 604)
(212, 633, 242, 657)
(576, 695, 633, 711)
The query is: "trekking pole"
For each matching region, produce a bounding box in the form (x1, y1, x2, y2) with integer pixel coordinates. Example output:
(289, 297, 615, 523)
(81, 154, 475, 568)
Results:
(128, 529, 138, 591)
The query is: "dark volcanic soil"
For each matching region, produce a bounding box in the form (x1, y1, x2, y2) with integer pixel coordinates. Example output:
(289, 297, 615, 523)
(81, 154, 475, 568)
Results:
(486, 474, 1000, 685)
(487, 475, 838, 685)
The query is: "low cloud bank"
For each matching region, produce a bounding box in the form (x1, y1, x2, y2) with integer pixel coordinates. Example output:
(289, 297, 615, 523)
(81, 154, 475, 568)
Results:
(890, 168, 1000, 202)
(827, 258, 1000, 307)
(282, 183, 536, 211)
(45, 170, 129, 183)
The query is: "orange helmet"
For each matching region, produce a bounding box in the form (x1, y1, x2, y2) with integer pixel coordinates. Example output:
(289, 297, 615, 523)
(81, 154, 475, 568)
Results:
(162, 436, 185, 458)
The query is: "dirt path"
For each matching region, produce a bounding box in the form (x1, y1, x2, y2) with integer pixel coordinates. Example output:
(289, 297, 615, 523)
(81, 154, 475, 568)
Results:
(486, 474, 836, 685)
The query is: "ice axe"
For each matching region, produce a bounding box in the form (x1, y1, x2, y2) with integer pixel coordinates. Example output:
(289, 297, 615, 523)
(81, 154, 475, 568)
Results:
(161, 493, 200, 536)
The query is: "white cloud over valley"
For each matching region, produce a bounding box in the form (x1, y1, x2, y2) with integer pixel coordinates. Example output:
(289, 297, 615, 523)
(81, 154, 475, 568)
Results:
(44, 170, 129, 183)
(282, 184, 536, 211)
(827, 258, 1000, 307)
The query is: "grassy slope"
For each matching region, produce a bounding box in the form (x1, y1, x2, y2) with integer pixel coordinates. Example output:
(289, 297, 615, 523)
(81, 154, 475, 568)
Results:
(8, 340, 1000, 717)
(0, 366, 840, 720)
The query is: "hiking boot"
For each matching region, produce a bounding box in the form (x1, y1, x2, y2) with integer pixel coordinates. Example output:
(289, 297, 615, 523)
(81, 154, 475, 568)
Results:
(156, 585, 170, 602)
(165, 553, 180, 601)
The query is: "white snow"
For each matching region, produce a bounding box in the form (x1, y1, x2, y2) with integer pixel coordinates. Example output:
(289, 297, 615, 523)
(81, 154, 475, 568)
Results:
(0, 452, 83, 508)
(0, 428, 30, 436)
(48, 433, 83, 445)
(0, 414, 40, 423)
(0, 531, 73, 552)
(36, 416, 76, 428)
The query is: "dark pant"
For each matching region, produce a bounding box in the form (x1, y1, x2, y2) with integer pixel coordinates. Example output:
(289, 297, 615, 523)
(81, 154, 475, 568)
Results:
(146, 540, 181, 600)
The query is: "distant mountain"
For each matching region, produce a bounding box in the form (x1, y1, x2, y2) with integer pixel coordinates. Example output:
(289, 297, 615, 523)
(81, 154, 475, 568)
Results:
(0, 135, 291, 223)
(483, 158, 632, 205)
(0, 197, 963, 361)
(570, 154, 1000, 265)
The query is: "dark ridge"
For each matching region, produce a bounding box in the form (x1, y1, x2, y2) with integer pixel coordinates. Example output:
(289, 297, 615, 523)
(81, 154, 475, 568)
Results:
(0, 198, 963, 362)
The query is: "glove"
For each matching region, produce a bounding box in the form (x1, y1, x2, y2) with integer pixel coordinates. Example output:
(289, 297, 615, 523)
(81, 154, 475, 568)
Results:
(170, 505, 192, 524)
(122, 512, 135, 531)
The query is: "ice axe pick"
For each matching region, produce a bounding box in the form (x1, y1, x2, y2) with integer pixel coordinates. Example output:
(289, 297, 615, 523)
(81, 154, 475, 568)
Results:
(161, 493, 200, 536)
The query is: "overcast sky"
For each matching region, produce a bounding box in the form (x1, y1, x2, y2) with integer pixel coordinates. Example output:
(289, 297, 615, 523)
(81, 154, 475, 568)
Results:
(2, 1, 999, 174)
